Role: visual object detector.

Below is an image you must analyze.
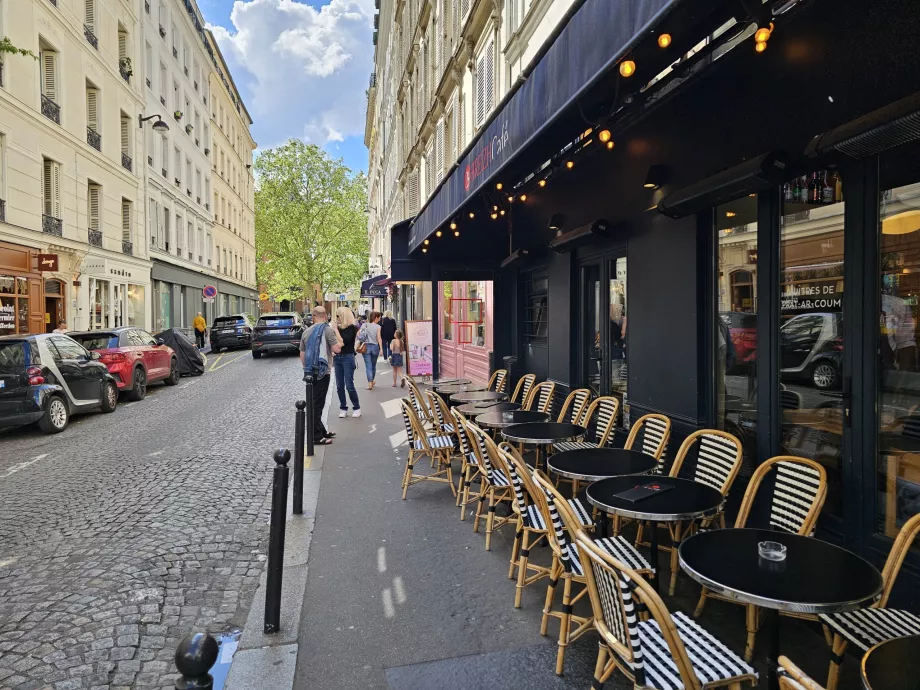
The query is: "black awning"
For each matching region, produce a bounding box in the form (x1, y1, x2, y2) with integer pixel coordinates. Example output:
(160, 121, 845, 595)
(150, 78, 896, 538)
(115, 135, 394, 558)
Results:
(389, 219, 431, 282)
(360, 274, 389, 298)
(409, 0, 680, 252)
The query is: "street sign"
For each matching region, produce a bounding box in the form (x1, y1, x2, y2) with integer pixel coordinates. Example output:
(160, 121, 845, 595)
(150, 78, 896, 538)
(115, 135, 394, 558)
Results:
(203, 285, 218, 299)
(38, 254, 59, 271)
(203, 297, 215, 304)
(258, 292, 269, 301)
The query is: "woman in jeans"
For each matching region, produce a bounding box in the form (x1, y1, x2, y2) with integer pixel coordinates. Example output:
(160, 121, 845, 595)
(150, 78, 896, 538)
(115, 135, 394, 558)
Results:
(333, 307, 361, 418)
(359, 311, 384, 390)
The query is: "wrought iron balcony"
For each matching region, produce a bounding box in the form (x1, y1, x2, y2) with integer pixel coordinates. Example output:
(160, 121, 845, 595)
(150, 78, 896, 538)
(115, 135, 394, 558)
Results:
(121, 152, 132, 172)
(87, 127, 101, 151)
(148, 155, 153, 166)
(173, 47, 178, 59)
(122, 240, 133, 255)
(84, 25, 98, 50)
(145, 1, 150, 14)
(0, 199, 6, 223)
(119, 59, 131, 83)
(369, 72, 377, 88)
(88, 228, 103, 247)
(0, 61, 4, 88)
(146, 78, 152, 88)
(184, 66, 189, 77)
(43, 214, 63, 236)
(41, 94, 60, 124)
(162, 168, 168, 178)
(47, 0, 57, 6)
(160, 96, 166, 106)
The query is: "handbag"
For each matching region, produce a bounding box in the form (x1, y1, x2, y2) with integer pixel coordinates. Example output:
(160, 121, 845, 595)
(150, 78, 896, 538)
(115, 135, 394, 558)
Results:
(355, 325, 368, 354)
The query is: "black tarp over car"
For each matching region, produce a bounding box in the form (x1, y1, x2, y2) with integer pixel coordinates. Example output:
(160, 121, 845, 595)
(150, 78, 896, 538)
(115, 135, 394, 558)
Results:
(154, 328, 205, 376)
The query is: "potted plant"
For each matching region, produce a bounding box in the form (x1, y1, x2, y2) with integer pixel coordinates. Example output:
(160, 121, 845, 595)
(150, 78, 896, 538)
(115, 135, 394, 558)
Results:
(119, 57, 133, 77)
(174, 110, 183, 120)
(185, 124, 193, 134)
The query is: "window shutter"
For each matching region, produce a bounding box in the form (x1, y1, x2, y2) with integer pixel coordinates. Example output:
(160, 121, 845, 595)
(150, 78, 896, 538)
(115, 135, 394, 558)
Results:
(122, 202, 131, 241)
(87, 89, 98, 131)
(88, 185, 100, 232)
(475, 55, 485, 127)
(485, 39, 495, 113)
(42, 52, 57, 102)
(43, 160, 53, 216)
(435, 119, 444, 183)
(51, 163, 61, 218)
(457, 93, 464, 154)
(462, 0, 470, 21)
(121, 118, 130, 154)
(119, 33, 128, 61)
(85, 0, 95, 30)
(453, 92, 461, 158)
(453, 1, 461, 47)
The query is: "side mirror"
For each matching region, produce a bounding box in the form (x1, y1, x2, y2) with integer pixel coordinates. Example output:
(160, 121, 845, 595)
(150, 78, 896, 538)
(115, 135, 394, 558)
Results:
(90, 351, 102, 361)
(156, 338, 165, 346)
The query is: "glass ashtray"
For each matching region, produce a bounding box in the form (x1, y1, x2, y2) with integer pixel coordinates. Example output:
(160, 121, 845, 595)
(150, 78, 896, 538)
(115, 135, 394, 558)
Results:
(460, 385, 470, 392)
(502, 411, 515, 422)
(758, 540, 787, 562)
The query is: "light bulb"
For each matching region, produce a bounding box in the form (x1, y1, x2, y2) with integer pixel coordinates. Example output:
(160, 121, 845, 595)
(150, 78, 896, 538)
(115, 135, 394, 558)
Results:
(566, 161, 574, 170)
(500, 210, 505, 216)
(453, 230, 459, 237)
(755, 40, 767, 53)
(491, 213, 498, 220)
(607, 141, 615, 150)
(658, 33, 672, 48)
(496, 183, 503, 190)
(450, 222, 457, 230)
(538, 179, 546, 187)
(519, 195, 527, 202)
(422, 247, 428, 253)
(469, 212, 475, 219)
(598, 130, 612, 143)
(436, 230, 442, 237)
(619, 60, 636, 77)
(754, 23, 773, 43)
(508, 196, 514, 203)
(424, 239, 429, 245)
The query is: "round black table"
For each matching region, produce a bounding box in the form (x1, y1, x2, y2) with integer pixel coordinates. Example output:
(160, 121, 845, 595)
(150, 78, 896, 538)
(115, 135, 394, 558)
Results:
(457, 401, 520, 416)
(679, 528, 883, 690)
(451, 391, 509, 404)
(861, 634, 920, 690)
(428, 378, 472, 386)
(501, 422, 586, 471)
(586, 475, 723, 593)
(548, 448, 657, 482)
(476, 409, 549, 429)
(438, 383, 488, 396)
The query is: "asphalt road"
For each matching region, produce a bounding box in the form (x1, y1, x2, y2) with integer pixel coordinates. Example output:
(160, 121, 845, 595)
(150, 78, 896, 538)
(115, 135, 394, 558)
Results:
(0, 348, 305, 690)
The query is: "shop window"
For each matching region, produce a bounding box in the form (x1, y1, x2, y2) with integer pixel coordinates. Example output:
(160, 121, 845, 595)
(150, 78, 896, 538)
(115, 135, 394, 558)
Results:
(0, 275, 28, 334)
(91, 279, 111, 329)
(609, 257, 627, 405)
(441, 281, 452, 340)
(522, 270, 547, 342)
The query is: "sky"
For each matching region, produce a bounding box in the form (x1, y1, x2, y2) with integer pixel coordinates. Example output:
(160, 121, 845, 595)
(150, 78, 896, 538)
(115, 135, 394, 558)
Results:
(198, 0, 375, 174)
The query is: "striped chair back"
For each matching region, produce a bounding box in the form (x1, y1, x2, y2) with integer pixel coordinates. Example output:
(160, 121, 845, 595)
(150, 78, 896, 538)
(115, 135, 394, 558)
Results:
(530, 470, 577, 573)
(524, 381, 556, 414)
(498, 443, 535, 522)
(450, 407, 473, 457)
(557, 388, 592, 424)
(466, 422, 500, 486)
(399, 399, 418, 446)
(511, 374, 537, 404)
(582, 396, 620, 447)
(735, 456, 827, 535)
(426, 390, 452, 432)
(405, 378, 431, 421)
(669, 429, 743, 495)
(902, 415, 920, 440)
(625, 414, 672, 473)
(488, 369, 509, 393)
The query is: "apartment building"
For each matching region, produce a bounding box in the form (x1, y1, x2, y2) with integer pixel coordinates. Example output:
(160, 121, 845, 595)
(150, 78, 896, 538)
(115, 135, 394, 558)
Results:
(0, 0, 149, 333)
(204, 29, 257, 318)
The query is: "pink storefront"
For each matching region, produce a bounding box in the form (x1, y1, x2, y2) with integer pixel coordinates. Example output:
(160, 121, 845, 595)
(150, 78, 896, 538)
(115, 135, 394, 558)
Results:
(437, 280, 493, 384)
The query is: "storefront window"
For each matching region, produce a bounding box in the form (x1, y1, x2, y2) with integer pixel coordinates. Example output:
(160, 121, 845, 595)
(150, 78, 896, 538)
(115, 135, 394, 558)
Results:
(780, 169, 845, 523)
(127, 285, 145, 327)
(467, 281, 486, 347)
(157, 281, 172, 330)
(523, 271, 548, 342)
(877, 165, 920, 546)
(716, 196, 758, 475)
(0, 276, 31, 334)
(582, 265, 602, 396)
(609, 258, 627, 404)
(441, 282, 452, 341)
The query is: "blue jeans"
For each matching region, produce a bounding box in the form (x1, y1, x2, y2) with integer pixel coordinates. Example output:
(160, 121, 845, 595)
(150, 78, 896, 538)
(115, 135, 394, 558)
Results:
(363, 344, 380, 382)
(334, 354, 360, 410)
(382, 340, 391, 360)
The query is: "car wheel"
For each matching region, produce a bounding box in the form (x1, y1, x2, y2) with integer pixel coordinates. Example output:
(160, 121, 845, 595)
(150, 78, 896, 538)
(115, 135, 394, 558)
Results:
(164, 358, 180, 386)
(252, 350, 262, 359)
(127, 368, 147, 401)
(812, 362, 838, 390)
(101, 381, 118, 412)
(37, 395, 69, 433)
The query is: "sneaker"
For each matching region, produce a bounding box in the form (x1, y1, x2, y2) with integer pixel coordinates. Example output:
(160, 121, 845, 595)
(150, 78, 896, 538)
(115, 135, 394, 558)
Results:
(352, 409, 362, 418)
(338, 410, 347, 418)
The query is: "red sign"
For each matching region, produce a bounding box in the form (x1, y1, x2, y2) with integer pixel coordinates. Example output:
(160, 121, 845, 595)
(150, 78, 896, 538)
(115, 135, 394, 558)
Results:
(462, 120, 510, 193)
(203, 285, 218, 298)
(38, 254, 59, 271)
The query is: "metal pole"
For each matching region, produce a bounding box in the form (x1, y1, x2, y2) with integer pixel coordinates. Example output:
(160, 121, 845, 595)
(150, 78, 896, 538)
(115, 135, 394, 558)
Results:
(293, 400, 306, 515)
(174, 632, 218, 690)
(305, 375, 315, 458)
(264, 448, 290, 634)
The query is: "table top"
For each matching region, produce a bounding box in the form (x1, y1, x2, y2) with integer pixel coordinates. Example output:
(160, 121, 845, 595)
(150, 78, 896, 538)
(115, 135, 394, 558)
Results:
(501, 422, 587, 445)
(437, 383, 489, 395)
(679, 528, 883, 614)
(476, 410, 549, 429)
(586, 475, 724, 522)
(450, 391, 509, 403)
(861, 634, 920, 690)
(548, 448, 658, 482)
(457, 401, 520, 416)
(427, 378, 472, 386)
(879, 431, 920, 454)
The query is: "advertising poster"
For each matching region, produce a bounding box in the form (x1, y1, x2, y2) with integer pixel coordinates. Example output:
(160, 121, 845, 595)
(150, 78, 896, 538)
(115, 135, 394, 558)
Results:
(405, 320, 433, 376)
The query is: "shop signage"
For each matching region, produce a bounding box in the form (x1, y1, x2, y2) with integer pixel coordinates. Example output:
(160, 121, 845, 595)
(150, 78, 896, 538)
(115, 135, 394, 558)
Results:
(405, 320, 433, 376)
(203, 285, 218, 299)
(109, 267, 133, 278)
(0, 303, 14, 330)
(37, 254, 58, 271)
(85, 258, 107, 275)
(463, 121, 510, 192)
(781, 280, 843, 312)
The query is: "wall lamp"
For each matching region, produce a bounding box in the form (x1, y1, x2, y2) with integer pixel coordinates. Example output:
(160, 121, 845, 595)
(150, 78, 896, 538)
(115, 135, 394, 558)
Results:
(644, 165, 667, 190)
(138, 114, 170, 132)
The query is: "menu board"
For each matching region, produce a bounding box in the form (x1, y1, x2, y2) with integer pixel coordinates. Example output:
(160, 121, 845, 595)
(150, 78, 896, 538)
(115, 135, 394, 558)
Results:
(405, 320, 433, 376)
(0, 301, 15, 331)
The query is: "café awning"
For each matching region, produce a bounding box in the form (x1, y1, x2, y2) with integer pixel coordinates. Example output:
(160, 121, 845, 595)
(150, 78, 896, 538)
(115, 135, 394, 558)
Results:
(360, 274, 389, 298)
(408, 0, 681, 252)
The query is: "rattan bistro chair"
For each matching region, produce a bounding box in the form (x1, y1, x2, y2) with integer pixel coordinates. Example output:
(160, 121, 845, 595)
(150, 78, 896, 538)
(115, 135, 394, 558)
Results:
(452, 407, 483, 519)
(553, 396, 620, 453)
(624, 414, 672, 473)
(778, 657, 826, 690)
(819, 512, 920, 690)
(694, 456, 827, 661)
(556, 388, 592, 424)
(524, 381, 556, 414)
(467, 422, 516, 550)
(405, 377, 435, 430)
(511, 373, 537, 404)
(576, 530, 758, 690)
(426, 389, 456, 436)
(488, 368, 509, 393)
(399, 400, 456, 500)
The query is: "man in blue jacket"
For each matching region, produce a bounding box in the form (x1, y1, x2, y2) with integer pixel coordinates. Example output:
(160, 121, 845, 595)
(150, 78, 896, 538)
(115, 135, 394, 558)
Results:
(300, 306, 342, 445)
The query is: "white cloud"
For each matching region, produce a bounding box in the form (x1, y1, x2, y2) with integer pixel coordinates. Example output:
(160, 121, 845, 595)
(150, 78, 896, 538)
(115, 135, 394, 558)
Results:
(210, 0, 374, 147)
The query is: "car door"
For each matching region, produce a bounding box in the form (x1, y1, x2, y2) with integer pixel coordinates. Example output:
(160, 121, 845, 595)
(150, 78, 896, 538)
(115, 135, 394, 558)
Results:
(140, 329, 170, 377)
(49, 336, 100, 403)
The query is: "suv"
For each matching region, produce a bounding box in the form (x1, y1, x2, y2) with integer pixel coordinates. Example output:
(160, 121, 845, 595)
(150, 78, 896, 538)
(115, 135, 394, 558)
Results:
(209, 314, 254, 352)
(0, 333, 118, 434)
(251, 313, 304, 358)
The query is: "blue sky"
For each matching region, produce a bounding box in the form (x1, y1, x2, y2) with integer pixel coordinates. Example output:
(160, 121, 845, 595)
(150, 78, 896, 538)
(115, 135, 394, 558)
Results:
(198, 0, 375, 174)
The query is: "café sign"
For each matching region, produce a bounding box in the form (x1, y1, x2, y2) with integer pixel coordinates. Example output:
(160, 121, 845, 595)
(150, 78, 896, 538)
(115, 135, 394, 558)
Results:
(37, 254, 58, 271)
(463, 120, 510, 192)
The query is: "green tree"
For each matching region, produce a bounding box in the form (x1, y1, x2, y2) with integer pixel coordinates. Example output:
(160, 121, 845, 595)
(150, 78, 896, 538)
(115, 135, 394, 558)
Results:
(255, 140, 368, 304)
(0, 38, 37, 60)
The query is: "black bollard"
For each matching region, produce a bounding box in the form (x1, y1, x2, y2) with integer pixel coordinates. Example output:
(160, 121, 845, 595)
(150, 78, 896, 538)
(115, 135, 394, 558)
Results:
(293, 400, 306, 515)
(174, 632, 218, 690)
(264, 448, 290, 634)
(304, 375, 315, 457)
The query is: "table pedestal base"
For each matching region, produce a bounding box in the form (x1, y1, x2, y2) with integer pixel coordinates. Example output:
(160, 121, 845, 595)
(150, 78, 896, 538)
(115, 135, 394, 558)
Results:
(763, 608, 780, 690)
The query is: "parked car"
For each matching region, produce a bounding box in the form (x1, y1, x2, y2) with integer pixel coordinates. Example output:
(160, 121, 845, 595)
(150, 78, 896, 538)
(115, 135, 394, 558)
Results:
(720, 311, 758, 368)
(210, 314, 254, 352)
(69, 328, 180, 401)
(0, 333, 118, 434)
(780, 312, 843, 389)
(252, 313, 304, 358)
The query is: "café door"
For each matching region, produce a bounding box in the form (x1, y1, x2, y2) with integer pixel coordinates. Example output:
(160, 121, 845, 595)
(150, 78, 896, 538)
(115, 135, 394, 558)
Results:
(579, 255, 628, 413)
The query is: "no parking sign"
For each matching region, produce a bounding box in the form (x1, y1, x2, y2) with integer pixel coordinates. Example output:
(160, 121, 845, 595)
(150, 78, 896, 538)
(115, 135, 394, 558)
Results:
(203, 285, 217, 299)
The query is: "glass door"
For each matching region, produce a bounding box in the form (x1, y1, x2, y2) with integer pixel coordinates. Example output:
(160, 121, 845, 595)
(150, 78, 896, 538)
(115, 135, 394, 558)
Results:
(609, 257, 628, 417)
(580, 264, 602, 396)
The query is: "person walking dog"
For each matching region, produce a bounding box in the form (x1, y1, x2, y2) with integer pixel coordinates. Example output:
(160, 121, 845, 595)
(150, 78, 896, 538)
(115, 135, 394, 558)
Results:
(333, 307, 361, 419)
(300, 306, 342, 445)
(357, 311, 383, 390)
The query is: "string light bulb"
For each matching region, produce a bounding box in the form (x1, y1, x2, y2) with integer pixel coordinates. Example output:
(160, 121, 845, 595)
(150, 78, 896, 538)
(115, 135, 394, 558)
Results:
(658, 33, 672, 48)
(500, 209, 506, 216)
(496, 183, 503, 191)
(450, 221, 457, 230)
(566, 160, 574, 170)
(598, 130, 612, 143)
(454, 230, 460, 237)
(538, 179, 547, 187)
(508, 196, 514, 203)
(493, 205, 498, 211)
(755, 40, 768, 53)
(424, 239, 429, 245)
(491, 212, 498, 220)
(422, 247, 428, 253)
(619, 60, 636, 77)
(435, 230, 442, 237)
(607, 141, 615, 150)
(754, 22, 774, 44)
(469, 212, 475, 219)
(520, 195, 527, 202)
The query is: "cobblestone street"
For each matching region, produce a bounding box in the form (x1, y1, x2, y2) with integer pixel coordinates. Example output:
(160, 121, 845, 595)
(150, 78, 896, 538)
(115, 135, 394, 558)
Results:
(0, 350, 304, 690)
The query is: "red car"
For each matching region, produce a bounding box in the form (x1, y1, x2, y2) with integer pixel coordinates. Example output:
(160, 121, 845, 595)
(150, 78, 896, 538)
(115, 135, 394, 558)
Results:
(68, 327, 180, 401)
(720, 311, 757, 368)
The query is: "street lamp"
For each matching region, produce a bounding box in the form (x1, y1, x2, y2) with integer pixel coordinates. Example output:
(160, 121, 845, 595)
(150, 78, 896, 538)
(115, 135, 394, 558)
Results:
(138, 113, 169, 132)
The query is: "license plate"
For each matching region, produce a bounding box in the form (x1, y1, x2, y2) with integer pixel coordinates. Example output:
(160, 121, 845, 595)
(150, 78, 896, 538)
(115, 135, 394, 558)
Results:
(268, 329, 285, 334)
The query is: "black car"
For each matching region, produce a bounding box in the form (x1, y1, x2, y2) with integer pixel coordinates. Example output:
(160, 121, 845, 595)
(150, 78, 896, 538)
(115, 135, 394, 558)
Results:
(0, 333, 118, 434)
(251, 313, 304, 358)
(209, 314, 255, 352)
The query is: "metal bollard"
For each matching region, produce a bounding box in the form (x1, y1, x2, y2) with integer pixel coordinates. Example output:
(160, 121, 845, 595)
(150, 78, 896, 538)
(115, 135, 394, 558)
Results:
(264, 448, 290, 634)
(293, 400, 306, 515)
(174, 631, 218, 690)
(304, 375, 315, 457)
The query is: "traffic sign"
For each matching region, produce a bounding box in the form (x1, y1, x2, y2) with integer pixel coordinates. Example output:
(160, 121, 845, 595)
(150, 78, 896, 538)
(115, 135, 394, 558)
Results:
(203, 285, 217, 299)
(259, 292, 269, 301)
(203, 297, 215, 304)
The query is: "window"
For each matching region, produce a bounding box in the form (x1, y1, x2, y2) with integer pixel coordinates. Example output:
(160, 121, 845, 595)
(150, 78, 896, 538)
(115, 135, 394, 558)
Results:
(84, 0, 97, 46)
(175, 147, 181, 183)
(50, 336, 88, 361)
(120, 113, 131, 162)
(87, 183, 101, 237)
(197, 227, 204, 263)
(187, 220, 193, 260)
(160, 64, 168, 104)
(223, 249, 227, 274)
(474, 40, 494, 128)
(206, 232, 212, 265)
(171, 23, 178, 58)
(522, 271, 547, 341)
(42, 158, 61, 220)
(149, 198, 158, 246)
(174, 80, 181, 113)
(39, 43, 60, 122)
(146, 42, 153, 90)
(158, 1, 168, 34)
(186, 158, 192, 193)
(161, 135, 169, 176)
(194, 111, 200, 145)
(0, 277, 30, 334)
(122, 199, 132, 243)
(118, 27, 128, 64)
(175, 212, 182, 255)
(216, 244, 220, 271)
(85, 83, 100, 150)
(163, 205, 171, 250)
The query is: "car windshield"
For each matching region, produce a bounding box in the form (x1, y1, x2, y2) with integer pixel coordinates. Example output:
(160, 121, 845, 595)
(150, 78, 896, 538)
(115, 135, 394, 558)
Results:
(70, 334, 119, 350)
(214, 317, 245, 328)
(0, 342, 25, 368)
(257, 316, 295, 328)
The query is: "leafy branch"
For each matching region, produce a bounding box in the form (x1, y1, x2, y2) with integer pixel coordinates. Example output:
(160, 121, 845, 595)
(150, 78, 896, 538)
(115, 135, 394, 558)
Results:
(0, 37, 38, 60)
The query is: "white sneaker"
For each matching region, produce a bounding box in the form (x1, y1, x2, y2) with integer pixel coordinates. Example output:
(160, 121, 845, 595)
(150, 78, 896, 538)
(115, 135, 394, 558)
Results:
(338, 410, 347, 418)
(352, 409, 362, 418)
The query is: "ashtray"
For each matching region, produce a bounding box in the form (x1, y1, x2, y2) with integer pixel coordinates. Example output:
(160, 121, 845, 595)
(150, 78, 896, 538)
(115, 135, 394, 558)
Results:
(758, 540, 787, 562)
(502, 411, 515, 422)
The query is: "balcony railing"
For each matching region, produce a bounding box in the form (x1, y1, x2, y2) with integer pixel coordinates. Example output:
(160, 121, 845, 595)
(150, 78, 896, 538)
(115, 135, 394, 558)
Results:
(145, 1, 150, 14)
(369, 72, 377, 88)
(160, 96, 166, 106)
(173, 47, 178, 59)
(42, 214, 63, 236)
(47, 0, 57, 6)
(84, 25, 98, 50)
(122, 240, 133, 255)
(162, 168, 168, 178)
(41, 94, 60, 124)
(88, 228, 103, 247)
(0, 199, 5, 223)
(121, 152, 132, 172)
(87, 127, 101, 151)
(119, 59, 131, 83)
(148, 155, 153, 166)
(0, 61, 4, 88)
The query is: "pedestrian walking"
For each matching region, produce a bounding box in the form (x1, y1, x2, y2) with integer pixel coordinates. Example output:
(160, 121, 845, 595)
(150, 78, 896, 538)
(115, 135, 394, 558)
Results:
(300, 306, 342, 445)
(357, 311, 383, 390)
(390, 329, 406, 387)
(333, 307, 361, 419)
(193, 312, 207, 349)
(380, 310, 397, 361)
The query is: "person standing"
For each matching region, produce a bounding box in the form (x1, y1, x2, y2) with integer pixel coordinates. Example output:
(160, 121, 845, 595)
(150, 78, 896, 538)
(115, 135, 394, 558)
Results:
(299, 306, 342, 445)
(358, 311, 383, 390)
(52, 319, 69, 334)
(390, 329, 405, 387)
(380, 310, 397, 361)
(333, 306, 361, 419)
(193, 312, 207, 349)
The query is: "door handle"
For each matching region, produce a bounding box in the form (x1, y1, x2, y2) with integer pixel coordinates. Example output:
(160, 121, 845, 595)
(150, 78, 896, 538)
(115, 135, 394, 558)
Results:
(842, 376, 852, 427)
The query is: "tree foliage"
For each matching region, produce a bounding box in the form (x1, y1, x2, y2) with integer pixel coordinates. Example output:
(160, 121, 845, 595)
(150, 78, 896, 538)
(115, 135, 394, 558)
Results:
(255, 140, 368, 302)
(0, 38, 37, 60)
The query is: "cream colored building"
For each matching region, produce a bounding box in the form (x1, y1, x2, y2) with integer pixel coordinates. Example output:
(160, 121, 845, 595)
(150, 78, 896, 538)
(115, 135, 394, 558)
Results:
(205, 28, 256, 318)
(0, 0, 150, 334)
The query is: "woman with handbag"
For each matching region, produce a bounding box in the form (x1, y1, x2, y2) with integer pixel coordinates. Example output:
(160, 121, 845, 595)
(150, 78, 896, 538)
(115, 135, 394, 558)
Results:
(357, 311, 384, 389)
(333, 307, 361, 418)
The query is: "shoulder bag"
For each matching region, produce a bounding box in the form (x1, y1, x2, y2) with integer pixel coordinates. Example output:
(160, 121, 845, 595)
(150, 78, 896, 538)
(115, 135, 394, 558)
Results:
(355, 324, 368, 354)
